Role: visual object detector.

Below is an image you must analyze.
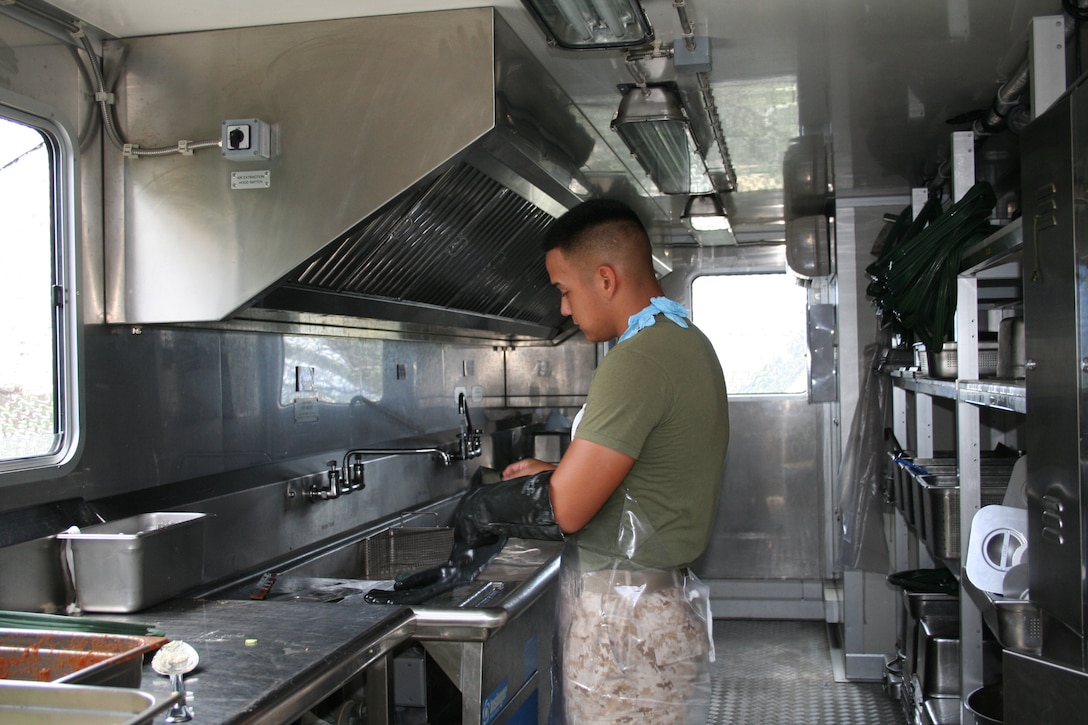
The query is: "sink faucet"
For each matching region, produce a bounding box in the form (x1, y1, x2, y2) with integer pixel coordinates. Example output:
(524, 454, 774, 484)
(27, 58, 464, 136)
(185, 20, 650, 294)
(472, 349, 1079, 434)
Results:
(305, 460, 347, 501)
(304, 394, 482, 502)
(458, 391, 483, 462)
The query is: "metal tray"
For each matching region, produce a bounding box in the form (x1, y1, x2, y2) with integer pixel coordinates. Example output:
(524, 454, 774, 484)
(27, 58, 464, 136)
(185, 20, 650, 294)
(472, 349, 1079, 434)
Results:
(922, 696, 961, 725)
(920, 481, 1008, 559)
(892, 456, 955, 527)
(58, 512, 206, 613)
(916, 616, 960, 699)
(0, 679, 177, 725)
(915, 341, 1000, 379)
(0, 628, 166, 687)
(962, 576, 1042, 655)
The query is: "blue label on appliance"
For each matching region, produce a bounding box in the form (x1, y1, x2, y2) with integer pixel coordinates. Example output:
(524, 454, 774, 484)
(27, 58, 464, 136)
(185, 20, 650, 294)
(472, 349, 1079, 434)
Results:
(506, 689, 539, 725)
(481, 677, 509, 725)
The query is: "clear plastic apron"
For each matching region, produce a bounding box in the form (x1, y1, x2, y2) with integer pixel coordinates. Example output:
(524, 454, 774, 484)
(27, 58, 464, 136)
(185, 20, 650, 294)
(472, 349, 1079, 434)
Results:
(552, 492, 714, 725)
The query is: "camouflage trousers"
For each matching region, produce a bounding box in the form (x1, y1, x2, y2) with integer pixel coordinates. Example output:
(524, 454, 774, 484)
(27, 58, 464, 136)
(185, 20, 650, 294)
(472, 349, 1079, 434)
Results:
(558, 567, 712, 725)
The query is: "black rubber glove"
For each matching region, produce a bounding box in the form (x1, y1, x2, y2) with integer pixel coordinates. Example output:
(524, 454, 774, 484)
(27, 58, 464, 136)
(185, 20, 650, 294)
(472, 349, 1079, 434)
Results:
(363, 536, 506, 605)
(454, 469, 564, 543)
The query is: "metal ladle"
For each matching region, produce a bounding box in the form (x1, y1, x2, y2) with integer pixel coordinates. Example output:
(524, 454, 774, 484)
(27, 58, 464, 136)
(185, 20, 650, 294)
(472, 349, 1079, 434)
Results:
(151, 640, 200, 723)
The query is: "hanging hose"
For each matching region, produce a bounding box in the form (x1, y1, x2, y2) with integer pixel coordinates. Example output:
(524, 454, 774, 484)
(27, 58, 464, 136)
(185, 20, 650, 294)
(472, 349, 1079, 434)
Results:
(865, 201, 938, 341)
(865, 182, 998, 351)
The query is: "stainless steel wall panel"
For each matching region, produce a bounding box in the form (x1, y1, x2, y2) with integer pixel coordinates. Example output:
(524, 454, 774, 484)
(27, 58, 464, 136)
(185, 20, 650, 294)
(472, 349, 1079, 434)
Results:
(2, 323, 527, 513)
(807, 303, 838, 403)
(442, 344, 507, 412)
(694, 398, 824, 579)
(504, 338, 597, 414)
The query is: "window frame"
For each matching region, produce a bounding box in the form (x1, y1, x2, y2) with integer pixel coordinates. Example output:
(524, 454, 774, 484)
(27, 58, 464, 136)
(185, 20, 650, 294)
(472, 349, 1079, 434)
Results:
(0, 87, 83, 484)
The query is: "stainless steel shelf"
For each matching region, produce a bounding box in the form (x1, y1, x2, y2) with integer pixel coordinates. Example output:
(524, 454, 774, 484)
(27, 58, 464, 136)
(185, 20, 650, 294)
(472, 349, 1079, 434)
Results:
(889, 370, 957, 399)
(889, 371, 1026, 414)
(958, 380, 1027, 414)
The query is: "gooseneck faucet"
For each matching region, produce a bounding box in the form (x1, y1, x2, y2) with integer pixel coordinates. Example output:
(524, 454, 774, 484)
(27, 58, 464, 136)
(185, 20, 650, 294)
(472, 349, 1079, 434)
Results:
(458, 391, 482, 462)
(305, 393, 482, 502)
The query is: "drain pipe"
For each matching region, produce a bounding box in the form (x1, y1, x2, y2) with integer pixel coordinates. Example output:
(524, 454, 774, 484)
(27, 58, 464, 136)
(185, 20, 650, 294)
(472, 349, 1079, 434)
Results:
(971, 58, 1031, 136)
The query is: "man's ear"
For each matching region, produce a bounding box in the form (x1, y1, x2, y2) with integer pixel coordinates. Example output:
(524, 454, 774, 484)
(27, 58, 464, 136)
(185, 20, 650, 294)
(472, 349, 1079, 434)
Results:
(597, 264, 618, 299)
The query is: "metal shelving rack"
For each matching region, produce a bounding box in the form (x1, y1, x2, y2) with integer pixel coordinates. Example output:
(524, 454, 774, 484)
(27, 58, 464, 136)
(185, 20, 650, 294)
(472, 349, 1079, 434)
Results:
(885, 15, 1062, 723)
(889, 213, 1025, 725)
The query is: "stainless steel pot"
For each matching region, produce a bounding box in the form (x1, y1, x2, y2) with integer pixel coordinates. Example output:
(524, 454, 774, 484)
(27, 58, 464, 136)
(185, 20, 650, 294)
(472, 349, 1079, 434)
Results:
(966, 683, 1003, 725)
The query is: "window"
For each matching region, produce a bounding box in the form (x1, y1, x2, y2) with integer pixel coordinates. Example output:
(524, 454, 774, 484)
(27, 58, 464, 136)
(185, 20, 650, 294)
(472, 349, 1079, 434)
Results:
(692, 273, 808, 395)
(0, 96, 81, 481)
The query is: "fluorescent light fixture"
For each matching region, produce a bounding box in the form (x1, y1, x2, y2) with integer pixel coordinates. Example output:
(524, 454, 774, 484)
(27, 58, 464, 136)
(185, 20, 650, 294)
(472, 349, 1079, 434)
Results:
(682, 194, 731, 231)
(612, 84, 713, 195)
(683, 194, 735, 245)
(521, 0, 654, 50)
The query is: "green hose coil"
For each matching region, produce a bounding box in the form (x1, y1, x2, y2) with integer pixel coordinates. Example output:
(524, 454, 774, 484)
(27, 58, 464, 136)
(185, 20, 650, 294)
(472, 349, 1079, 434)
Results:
(866, 182, 997, 351)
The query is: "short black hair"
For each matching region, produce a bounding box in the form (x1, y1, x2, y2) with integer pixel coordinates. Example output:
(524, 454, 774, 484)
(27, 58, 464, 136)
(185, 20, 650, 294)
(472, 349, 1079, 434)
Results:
(542, 198, 648, 253)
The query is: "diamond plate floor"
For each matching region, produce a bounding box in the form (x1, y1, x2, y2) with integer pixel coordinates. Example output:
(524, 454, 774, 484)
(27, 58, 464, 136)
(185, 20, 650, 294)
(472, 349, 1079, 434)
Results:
(707, 620, 907, 725)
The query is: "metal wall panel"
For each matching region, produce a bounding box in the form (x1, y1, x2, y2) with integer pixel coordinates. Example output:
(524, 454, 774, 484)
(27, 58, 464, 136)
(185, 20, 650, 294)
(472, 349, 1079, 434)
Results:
(504, 338, 597, 411)
(694, 398, 824, 579)
(3, 323, 599, 513)
(664, 245, 828, 581)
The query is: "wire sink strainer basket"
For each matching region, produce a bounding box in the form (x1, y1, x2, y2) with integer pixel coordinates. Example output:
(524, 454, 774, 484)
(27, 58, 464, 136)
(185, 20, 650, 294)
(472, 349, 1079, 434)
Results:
(362, 527, 454, 580)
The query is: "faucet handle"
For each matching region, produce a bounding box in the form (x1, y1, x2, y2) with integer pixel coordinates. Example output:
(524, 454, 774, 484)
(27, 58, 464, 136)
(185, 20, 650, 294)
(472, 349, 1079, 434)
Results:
(326, 460, 342, 496)
(348, 454, 366, 491)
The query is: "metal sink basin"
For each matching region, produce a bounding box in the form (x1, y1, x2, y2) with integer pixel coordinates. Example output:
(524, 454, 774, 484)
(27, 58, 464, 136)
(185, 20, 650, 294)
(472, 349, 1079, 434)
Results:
(208, 529, 548, 611)
(286, 525, 455, 582)
(214, 573, 511, 610)
(195, 489, 564, 641)
(0, 629, 166, 687)
(203, 528, 561, 620)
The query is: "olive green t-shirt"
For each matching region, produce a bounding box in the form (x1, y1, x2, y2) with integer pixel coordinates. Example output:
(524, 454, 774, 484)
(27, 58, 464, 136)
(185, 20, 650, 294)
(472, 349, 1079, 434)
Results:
(572, 316, 730, 570)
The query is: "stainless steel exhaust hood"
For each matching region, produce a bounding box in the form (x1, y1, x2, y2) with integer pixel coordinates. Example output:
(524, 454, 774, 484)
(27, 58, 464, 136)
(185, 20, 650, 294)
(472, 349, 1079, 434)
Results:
(105, 9, 640, 340)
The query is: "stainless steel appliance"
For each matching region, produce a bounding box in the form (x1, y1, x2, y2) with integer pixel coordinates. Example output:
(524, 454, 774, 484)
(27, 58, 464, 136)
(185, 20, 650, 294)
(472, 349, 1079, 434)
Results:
(1007, 66, 1088, 722)
(103, 8, 654, 340)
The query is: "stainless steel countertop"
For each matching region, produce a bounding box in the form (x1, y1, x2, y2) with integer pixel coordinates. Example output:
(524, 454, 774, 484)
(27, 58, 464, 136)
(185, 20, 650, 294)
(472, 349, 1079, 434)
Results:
(109, 599, 414, 725)
(101, 539, 563, 724)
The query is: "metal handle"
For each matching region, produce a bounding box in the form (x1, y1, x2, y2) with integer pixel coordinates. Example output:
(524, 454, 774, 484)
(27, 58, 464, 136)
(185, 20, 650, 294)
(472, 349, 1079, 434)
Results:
(165, 673, 193, 723)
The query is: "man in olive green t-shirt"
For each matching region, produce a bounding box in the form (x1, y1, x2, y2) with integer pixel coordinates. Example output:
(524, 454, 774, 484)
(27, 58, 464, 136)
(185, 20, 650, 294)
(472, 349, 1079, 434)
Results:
(502, 198, 729, 724)
(572, 312, 729, 571)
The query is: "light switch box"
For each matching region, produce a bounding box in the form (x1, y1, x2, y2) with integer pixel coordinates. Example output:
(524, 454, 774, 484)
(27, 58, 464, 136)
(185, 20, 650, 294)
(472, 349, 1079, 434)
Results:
(222, 118, 271, 160)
